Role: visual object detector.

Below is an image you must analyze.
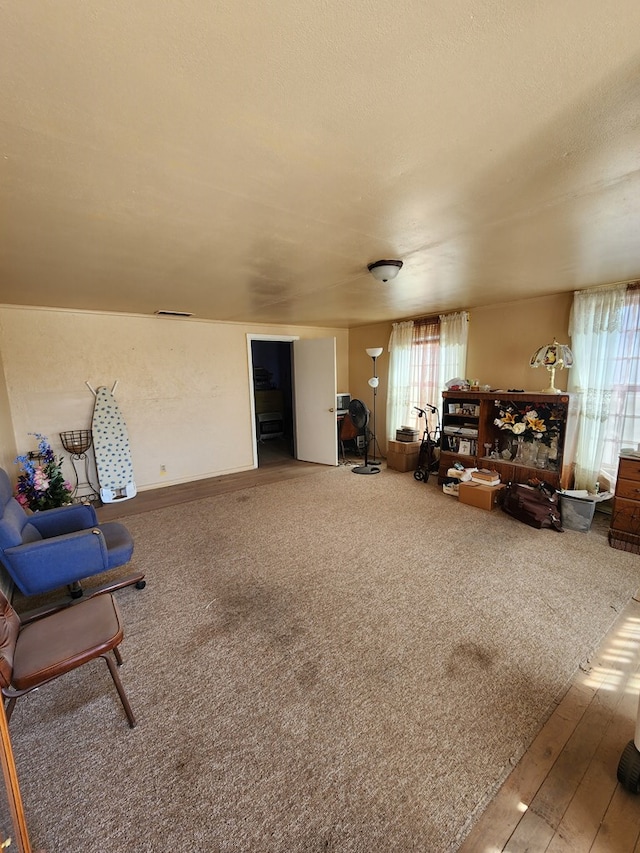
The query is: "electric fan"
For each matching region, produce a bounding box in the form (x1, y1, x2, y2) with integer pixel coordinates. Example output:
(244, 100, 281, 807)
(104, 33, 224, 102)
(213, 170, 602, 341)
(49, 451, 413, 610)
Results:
(348, 399, 381, 475)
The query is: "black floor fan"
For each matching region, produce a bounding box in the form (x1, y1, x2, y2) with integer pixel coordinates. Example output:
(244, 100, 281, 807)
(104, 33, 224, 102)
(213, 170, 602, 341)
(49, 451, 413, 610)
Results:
(348, 399, 381, 475)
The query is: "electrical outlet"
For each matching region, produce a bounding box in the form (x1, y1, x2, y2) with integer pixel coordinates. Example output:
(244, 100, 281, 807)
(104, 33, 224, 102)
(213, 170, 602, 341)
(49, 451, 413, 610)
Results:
(160, 465, 166, 475)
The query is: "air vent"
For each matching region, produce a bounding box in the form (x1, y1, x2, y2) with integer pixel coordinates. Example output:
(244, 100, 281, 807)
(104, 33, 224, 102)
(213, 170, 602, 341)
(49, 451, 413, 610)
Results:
(154, 310, 194, 318)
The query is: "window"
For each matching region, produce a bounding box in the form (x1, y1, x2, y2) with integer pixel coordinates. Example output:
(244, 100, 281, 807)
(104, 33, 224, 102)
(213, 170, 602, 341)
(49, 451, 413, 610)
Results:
(569, 283, 640, 489)
(386, 312, 468, 441)
(600, 287, 640, 481)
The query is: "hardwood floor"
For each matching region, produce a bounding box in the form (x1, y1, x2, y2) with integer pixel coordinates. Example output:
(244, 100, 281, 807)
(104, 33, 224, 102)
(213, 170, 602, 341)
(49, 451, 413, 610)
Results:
(96, 448, 323, 521)
(98, 458, 640, 850)
(459, 593, 640, 852)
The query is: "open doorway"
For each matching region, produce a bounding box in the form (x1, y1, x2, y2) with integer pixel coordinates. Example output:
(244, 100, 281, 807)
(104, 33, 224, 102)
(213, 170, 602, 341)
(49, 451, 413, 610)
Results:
(251, 339, 295, 466)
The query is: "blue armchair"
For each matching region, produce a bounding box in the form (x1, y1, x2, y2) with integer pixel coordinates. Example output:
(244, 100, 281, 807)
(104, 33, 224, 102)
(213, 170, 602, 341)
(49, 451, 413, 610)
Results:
(0, 467, 145, 598)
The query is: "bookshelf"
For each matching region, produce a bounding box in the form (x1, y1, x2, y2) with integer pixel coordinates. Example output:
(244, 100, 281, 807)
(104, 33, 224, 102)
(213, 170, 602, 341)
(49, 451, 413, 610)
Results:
(438, 391, 578, 489)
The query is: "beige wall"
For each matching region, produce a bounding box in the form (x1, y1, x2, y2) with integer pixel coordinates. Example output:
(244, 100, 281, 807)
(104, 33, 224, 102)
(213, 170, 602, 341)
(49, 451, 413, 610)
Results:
(467, 292, 573, 393)
(0, 347, 17, 473)
(0, 307, 348, 490)
(350, 292, 573, 452)
(349, 324, 392, 455)
(0, 293, 572, 485)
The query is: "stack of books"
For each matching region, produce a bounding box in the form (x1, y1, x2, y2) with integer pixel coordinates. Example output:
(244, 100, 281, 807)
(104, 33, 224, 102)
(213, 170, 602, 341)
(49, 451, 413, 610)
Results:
(470, 468, 501, 486)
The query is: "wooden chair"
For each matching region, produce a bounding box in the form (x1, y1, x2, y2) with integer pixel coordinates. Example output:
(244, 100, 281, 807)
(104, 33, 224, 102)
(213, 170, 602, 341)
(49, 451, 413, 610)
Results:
(339, 411, 360, 461)
(0, 591, 136, 728)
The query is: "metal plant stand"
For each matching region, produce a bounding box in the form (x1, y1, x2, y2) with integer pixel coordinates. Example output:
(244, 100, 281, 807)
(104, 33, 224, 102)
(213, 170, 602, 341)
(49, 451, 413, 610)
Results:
(59, 430, 100, 504)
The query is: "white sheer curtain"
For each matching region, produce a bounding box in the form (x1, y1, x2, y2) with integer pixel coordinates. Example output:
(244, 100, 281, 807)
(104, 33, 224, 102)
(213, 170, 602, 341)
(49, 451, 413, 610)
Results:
(438, 311, 469, 393)
(386, 320, 416, 442)
(386, 311, 469, 442)
(596, 286, 640, 482)
(568, 283, 626, 490)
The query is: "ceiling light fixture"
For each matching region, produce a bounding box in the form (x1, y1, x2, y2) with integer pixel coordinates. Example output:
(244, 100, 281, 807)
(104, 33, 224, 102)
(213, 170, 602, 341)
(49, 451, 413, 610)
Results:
(367, 259, 403, 282)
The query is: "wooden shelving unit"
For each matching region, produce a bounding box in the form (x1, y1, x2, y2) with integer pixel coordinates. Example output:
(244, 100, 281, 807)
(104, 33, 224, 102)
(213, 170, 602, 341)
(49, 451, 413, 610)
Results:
(438, 391, 578, 489)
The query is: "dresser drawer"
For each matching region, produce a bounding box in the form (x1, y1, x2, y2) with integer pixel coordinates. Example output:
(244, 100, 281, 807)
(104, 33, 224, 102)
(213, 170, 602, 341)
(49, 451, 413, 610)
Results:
(615, 477, 640, 501)
(611, 497, 640, 534)
(618, 458, 640, 482)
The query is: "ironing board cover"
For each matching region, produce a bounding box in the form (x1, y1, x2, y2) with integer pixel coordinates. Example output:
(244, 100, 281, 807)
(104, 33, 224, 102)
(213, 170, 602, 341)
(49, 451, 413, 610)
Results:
(92, 386, 135, 494)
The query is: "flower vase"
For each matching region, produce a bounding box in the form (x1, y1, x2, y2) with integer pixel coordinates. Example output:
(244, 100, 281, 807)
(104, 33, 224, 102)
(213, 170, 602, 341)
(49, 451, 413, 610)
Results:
(513, 435, 524, 462)
(536, 442, 550, 469)
(521, 440, 537, 466)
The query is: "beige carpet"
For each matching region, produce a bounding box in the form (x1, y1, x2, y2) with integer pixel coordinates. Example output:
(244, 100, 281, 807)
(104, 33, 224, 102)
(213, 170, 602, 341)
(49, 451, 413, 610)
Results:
(9, 466, 640, 852)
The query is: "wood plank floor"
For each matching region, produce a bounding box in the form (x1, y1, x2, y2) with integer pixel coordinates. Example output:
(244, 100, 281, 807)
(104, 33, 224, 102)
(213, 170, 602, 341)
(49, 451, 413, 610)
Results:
(96, 446, 324, 521)
(459, 592, 640, 852)
(98, 454, 640, 850)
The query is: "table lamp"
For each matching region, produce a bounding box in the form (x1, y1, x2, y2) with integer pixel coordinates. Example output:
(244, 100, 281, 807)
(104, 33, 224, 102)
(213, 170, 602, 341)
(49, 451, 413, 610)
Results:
(530, 339, 574, 394)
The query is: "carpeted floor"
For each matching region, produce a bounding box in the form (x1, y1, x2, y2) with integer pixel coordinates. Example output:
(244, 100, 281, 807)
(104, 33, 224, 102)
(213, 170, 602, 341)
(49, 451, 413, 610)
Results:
(9, 466, 640, 852)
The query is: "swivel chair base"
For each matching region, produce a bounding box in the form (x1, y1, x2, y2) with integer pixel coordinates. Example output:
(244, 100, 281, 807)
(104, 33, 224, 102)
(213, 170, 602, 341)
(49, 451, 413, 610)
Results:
(21, 571, 146, 622)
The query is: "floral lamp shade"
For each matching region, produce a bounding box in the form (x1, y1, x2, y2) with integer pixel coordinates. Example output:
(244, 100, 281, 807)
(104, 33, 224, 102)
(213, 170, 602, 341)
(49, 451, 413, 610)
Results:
(530, 339, 574, 394)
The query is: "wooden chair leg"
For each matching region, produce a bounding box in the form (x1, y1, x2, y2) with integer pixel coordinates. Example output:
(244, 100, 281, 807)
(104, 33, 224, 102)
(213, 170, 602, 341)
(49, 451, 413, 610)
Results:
(102, 654, 136, 728)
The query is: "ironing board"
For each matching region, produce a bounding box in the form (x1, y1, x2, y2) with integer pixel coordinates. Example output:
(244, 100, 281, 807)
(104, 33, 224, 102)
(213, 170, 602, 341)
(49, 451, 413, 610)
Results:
(91, 386, 137, 503)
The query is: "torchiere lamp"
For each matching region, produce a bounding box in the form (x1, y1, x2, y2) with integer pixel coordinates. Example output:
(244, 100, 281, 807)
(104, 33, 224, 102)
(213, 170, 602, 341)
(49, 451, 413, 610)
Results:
(366, 347, 384, 463)
(530, 339, 574, 394)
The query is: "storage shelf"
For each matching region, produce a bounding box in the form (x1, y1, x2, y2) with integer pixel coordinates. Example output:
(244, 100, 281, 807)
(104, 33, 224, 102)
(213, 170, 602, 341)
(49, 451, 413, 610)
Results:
(438, 391, 577, 489)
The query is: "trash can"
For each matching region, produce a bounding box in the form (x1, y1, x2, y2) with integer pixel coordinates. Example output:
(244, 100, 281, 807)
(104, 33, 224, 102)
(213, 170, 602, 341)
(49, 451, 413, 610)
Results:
(559, 493, 597, 532)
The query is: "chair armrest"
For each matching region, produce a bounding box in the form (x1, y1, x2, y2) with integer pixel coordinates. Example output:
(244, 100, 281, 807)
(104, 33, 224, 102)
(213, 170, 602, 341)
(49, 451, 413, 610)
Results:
(4, 529, 109, 596)
(28, 503, 98, 537)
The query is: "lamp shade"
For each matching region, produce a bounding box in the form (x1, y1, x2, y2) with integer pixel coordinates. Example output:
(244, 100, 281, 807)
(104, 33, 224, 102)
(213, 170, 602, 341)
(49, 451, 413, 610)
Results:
(366, 347, 384, 358)
(529, 340, 574, 369)
(530, 339, 574, 394)
(367, 260, 403, 282)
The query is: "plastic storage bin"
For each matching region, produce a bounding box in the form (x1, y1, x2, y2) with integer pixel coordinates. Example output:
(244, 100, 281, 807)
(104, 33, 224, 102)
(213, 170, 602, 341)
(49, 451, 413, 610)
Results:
(559, 494, 596, 532)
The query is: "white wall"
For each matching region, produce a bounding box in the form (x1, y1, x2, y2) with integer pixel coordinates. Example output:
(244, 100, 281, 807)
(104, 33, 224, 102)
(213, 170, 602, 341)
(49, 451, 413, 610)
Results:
(0, 307, 348, 490)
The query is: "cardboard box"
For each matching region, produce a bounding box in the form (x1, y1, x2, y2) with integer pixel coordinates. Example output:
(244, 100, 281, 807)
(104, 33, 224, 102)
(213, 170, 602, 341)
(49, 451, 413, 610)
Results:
(458, 481, 506, 511)
(387, 448, 420, 472)
(387, 440, 421, 455)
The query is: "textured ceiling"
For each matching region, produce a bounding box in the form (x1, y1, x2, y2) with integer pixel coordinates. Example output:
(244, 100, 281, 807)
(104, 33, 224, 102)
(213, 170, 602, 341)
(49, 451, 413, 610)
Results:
(2, 1, 640, 328)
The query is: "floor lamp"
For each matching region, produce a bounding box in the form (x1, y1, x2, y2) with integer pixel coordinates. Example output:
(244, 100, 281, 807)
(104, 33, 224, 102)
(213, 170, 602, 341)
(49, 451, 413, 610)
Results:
(366, 347, 383, 465)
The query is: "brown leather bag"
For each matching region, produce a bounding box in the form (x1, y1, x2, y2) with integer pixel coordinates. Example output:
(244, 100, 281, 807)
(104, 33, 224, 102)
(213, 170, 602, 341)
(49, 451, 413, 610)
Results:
(502, 482, 564, 532)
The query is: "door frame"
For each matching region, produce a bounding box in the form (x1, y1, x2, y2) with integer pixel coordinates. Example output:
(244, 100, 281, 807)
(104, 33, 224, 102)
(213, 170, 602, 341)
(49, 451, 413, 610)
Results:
(247, 334, 299, 469)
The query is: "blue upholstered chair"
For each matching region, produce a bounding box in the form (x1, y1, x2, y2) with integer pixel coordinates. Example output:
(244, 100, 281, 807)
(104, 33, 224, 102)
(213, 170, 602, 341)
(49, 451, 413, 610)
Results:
(0, 467, 145, 598)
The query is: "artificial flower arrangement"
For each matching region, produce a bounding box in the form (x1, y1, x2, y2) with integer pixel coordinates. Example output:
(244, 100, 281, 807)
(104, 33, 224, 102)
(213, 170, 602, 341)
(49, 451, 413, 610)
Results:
(14, 433, 73, 511)
(493, 402, 561, 446)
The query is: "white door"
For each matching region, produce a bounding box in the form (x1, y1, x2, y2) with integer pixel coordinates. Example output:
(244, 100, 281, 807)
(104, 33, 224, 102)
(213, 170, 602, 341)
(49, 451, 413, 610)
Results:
(293, 338, 338, 465)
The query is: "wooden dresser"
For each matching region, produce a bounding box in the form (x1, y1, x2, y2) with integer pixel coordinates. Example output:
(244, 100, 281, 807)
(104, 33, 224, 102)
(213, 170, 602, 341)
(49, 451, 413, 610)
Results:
(609, 454, 640, 553)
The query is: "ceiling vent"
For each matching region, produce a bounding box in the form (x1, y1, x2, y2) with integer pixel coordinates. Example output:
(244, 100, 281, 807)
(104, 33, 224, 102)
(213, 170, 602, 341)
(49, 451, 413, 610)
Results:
(154, 310, 194, 318)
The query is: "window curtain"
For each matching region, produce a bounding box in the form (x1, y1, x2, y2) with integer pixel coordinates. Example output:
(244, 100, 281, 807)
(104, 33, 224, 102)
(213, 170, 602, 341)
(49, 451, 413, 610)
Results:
(386, 311, 469, 442)
(386, 320, 417, 442)
(410, 318, 441, 435)
(438, 311, 469, 393)
(568, 283, 627, 489)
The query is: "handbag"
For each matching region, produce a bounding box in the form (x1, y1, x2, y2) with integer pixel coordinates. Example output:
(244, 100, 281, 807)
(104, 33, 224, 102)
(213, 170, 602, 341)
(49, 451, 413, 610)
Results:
(502, 481, 564, 532)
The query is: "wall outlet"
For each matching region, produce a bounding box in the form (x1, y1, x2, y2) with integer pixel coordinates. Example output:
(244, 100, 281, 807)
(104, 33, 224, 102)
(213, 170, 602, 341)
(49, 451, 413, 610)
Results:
(160, 464, 166, 475)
